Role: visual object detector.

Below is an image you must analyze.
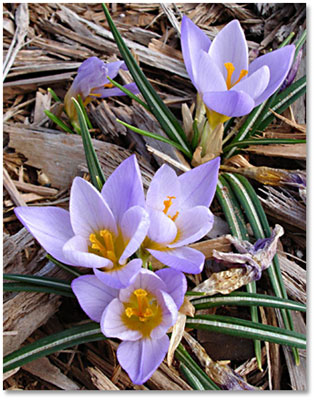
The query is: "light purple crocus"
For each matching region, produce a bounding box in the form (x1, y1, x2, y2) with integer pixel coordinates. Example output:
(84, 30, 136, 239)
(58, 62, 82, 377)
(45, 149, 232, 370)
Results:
(15, 155, 150, 289)
(181, 16, 295, 128)
(141, 157, 220, 274)
(64, 57, 139, 123)
(71, 268, 187, 385)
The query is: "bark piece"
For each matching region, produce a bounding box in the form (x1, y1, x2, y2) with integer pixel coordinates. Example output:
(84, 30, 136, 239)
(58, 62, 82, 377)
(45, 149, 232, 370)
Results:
(7, 124, 154, 189)
(246, 143, 306, 160)
(3, 292, 61, 356)
(23, 357, 80, 390)
(87, 367, 121, 390)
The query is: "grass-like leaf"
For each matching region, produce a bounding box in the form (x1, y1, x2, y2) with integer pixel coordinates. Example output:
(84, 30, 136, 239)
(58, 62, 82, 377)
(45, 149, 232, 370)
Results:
(3, 322, 103, 373)
(48, 87, 62, 103)
(222, 137, 305, 154)
(179, 363, 205, 390)
(186, 315, 306, 349)
(46, 254, 83, 277)
(174, 344, 220, 390)
(44, 110, 75, 134)
(3, 282, 75, 298)
(102, 4, 192, 157)
(224, 102, 267, 159)
(191, 119, 200, 150)
(3, 320, 220, 391)
(73, 97, 106, 191)
(116, 118, 192, 157)
(77, 94, 93, 129)
(216, 176, 261, 368)
(223, 172, 301, 364)
(192, 292, 306, 312)
(3, 273, 72, 289)
(257, 76, 306, 132)
(106, 75, 150, 111)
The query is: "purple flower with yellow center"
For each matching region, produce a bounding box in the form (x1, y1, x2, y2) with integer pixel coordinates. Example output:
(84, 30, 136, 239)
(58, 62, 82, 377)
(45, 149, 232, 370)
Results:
(142, 157, 220, 274)
(71, 268, 187, 385)
(14, 155, 149, 289)
(181, 16, 295, 129)
(64, 57, 139, 124)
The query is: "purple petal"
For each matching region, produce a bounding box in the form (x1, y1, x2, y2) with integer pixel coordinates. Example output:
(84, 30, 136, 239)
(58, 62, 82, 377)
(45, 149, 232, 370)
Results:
(233, 65, 270, 102)
(146, 209, 177, 246)
(72, 57, 108, 98)
(14, 206, 73, 265)
(63, 235, 113, 268)
(208, 20, 248, 84)
(71, 274, 118, 322)
(248, 45, 295, 106)
(148, 246, 205, 274)
(119, 206, 150, 263)
(117, 336, 169, 385)
(101, 155, 145, 224)
(105, 60, 126, 80)
(94, 258, 142, 289)
(281, 49, 302, 91)
(171, 206, 213, 248)
(93, 83, 139, 98)
(150, 290, 178, 339)
(100, 298, 142, 341)
(181, 15, 211, 85)
(178, 157, 220, 208)
(155, 268, 187, 309)
(194, 50, 227, 94)
(203, 90, 255, 117)
(119, 268, 166, 303)
(146, 164, 181, 212)
(70, 177, 117, 238)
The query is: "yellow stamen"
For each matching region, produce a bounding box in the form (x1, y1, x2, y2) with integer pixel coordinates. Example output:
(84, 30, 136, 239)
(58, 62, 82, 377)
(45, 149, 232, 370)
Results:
(163, 196, 175, 214)
(169, 211, 179, 222)
(224, 62, 248, 89)
(134, 288, 148, 297)
(122, 288, 163, 337)
(125, 307, 134, 318)
(89, 229, 117, 263)
(89, 92, 102, 98)
(224, 62, 235, 89)
(104, 83, 114, 88)
(89, 233, 107, 254)
(163, 196, 180, 222)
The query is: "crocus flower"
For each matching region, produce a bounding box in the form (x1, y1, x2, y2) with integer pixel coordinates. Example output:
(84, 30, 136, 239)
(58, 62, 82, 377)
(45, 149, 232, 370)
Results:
(15, 155, 149, 289)
(141, 157, 220, 274)
(64, 57, 139, 124)
(181, 16, 295, 128)
(71, 268, 187, 385)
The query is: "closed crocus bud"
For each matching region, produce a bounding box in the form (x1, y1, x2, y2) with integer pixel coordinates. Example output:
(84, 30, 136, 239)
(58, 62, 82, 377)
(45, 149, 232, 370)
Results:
(64, 57, 139, 126)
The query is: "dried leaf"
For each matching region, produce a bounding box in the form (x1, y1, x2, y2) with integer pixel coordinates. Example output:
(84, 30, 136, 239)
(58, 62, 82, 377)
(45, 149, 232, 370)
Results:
(167, 313, 187, 367)
(189, 225, 284, 297)
(183, 332, 259, 390)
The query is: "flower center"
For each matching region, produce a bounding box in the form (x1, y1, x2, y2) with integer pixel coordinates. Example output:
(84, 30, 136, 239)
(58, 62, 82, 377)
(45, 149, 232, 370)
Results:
(162, 196, 179, 222)
(224, 62, 248, 89)
(122, 288, 162, 337)
(89, 229, 117, 263)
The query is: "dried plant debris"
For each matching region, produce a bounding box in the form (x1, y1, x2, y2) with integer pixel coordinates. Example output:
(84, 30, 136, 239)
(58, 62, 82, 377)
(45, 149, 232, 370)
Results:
(188, 225, 284, 298)
(183, 332, 259, 390)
